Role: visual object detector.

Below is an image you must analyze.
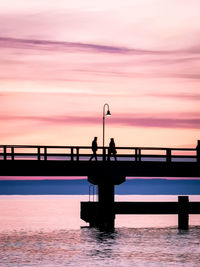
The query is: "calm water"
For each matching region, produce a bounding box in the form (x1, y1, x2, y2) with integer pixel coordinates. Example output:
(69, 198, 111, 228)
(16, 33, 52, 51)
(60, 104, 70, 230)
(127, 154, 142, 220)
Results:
(0, 195, 200, 267)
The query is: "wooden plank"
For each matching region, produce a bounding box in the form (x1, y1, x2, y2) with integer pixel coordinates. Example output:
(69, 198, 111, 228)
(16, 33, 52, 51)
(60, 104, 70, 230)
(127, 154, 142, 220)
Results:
(81, 201, 200, 215)
(114, 202, 178, 214)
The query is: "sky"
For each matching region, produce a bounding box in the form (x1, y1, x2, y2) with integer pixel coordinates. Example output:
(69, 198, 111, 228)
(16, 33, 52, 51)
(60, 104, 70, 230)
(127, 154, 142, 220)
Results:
(0, 0, 200, 148)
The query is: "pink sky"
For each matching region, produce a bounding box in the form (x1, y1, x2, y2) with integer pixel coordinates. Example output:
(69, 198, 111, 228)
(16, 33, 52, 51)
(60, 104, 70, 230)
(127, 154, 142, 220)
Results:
(0, 0, 200, 148)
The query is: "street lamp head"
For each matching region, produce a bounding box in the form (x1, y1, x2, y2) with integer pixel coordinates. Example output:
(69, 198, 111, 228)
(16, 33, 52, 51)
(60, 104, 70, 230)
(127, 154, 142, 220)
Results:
(106, 110, 111, 116)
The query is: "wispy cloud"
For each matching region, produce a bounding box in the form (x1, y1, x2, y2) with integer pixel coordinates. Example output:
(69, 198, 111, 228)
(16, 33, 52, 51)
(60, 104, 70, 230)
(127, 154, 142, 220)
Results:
(146, 92, 200, 101)
(0, 37, 136, 54)
(1, 36, 200, 84)
(1, 114, 200, 129)
(1, 90, 200, 101)
(1, 37, 198, 55)
(113, 117, 200, 129)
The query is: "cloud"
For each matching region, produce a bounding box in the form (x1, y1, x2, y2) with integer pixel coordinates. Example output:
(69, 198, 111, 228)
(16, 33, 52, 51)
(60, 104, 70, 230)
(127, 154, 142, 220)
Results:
(1, 114, 200, 129)
(146, 92, 200, 101)
(1, 36, 200, 85)
(0, 37, 136, 54)
(2, 91, 199, 100)
(170, 73, 200, 80)
(0, 36, 200, 83)
(147, 56, 200, 65)
(113, 117, 200, 129)
(1, 36, 196, 55)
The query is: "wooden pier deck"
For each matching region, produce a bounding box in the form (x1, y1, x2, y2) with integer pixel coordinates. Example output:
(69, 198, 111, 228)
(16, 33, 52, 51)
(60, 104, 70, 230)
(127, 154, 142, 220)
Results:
(0, 144, 199, 177)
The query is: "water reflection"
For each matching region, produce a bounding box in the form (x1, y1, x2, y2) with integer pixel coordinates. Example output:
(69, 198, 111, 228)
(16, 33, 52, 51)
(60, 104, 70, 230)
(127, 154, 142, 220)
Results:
(0, 227, 200, 266)
(0, 196, 200, 266)
(82, 228, 118, 260)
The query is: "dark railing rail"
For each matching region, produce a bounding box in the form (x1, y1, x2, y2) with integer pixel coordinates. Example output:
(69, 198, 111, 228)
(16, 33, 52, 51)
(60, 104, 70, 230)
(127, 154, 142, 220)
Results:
(0, 143, 199, 162)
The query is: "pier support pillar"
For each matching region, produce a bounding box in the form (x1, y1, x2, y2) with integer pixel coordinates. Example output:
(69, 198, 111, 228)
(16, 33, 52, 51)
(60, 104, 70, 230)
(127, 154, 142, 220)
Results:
(93, 183, 115, 230)
(178, 196, 189, 230)
(83, 174, 125, 230)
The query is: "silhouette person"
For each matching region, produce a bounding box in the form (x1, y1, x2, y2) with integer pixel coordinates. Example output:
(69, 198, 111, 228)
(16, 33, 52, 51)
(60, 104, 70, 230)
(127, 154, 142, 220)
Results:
(107, 138, 117, 161)
(89, 137, 98, 161)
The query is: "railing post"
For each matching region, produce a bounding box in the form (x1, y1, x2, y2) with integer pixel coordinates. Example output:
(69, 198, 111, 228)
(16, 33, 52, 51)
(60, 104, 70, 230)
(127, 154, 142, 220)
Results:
(71, 148, 74, 161)
(138, 148, 141, 162)
(103, 148, 106, 161)
(3, 146, 7, 160)
(197, 140, 200, 163)
(44, 147, 47, 160)
(166, 149, 171, 162)
(38, 147, 41, 160)
(76, 148, 79, 161)
(11, 147, 14, 160)
(135, 148, 137, 162)
(178, 196, 189, 230)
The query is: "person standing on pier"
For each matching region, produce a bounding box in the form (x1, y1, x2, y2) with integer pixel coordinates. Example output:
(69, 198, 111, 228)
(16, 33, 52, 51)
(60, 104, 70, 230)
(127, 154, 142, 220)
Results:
(107, 138, 117, 161)
(89, 137, 98, 161)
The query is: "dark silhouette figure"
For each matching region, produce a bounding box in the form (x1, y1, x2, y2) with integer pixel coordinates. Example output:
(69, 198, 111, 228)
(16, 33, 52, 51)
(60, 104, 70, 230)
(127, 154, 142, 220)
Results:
(89, 137, 98, 161)
(107, 138, 117, 161)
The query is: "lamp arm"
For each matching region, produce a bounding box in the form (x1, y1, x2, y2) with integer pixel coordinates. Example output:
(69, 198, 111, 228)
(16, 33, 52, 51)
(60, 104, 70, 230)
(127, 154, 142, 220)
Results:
(103, 103, 110, 117)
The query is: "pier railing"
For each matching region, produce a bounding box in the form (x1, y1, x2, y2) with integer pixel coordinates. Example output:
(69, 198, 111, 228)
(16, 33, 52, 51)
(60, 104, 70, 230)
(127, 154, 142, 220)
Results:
(0, 144, 199, 162)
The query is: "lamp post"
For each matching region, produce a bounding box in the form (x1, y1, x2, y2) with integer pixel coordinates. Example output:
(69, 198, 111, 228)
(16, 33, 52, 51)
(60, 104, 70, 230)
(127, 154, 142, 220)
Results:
(103, 103, 111, 160)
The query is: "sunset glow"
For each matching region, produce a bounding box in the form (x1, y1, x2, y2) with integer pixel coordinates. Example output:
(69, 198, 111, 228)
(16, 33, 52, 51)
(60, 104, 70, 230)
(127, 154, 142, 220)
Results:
(0, 0, 199, 147)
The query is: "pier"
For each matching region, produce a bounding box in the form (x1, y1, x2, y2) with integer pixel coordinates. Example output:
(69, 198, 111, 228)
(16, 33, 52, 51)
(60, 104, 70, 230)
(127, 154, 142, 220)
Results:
(0, 142, 199, 177)
(81, 196, 200, 230)
(0, 140, 200, 230)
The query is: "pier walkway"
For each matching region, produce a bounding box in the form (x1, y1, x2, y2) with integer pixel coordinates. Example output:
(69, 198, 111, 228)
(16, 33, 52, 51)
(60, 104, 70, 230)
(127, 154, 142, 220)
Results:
(0, 144, 199, 177)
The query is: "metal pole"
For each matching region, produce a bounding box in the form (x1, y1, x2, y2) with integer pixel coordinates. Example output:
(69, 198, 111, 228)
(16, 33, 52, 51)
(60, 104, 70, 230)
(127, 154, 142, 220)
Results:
(103, 108, 105, 161)
(103, 103, 111, 161)
(103, 113, 105, 149)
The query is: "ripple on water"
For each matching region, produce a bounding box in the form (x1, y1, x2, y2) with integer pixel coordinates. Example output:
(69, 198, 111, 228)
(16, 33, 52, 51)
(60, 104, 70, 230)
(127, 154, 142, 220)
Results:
(0, 227, 200, 267)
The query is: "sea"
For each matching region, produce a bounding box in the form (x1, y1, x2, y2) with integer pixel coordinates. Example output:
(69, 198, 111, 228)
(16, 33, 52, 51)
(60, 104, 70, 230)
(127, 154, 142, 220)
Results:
(0, 195, 200, 267)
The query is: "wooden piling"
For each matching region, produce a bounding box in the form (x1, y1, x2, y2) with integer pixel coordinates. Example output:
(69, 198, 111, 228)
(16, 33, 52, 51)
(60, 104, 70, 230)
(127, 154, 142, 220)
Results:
(178, 196, 189, 230)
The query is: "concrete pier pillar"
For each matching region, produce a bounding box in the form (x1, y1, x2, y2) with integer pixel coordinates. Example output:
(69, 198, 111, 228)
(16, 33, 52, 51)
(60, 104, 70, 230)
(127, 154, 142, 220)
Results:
(95, 183, 115, 229)
(178, 196, 189, 230)
(98, 183, 114, 203)
(85, 174, 125, 230)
